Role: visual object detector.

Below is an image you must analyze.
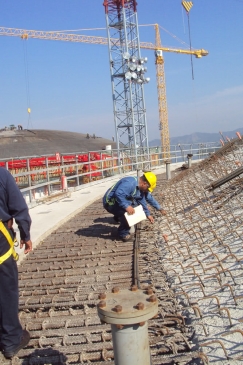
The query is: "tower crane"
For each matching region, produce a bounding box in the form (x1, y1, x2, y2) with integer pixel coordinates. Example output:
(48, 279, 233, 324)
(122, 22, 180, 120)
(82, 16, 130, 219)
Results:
(0, 26, 208, 156)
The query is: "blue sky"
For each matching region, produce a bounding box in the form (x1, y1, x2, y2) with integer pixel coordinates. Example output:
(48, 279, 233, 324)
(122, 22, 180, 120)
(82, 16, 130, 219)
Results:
(0, 0, 243, 141)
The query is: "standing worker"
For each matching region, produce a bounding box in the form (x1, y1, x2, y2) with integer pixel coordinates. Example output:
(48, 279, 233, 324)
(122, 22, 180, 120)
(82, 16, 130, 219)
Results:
(0, 167, 32, 359)
(103, 172, 165, 241)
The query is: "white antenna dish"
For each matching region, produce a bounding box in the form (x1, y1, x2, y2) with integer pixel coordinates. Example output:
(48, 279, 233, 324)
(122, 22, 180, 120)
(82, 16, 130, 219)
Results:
(130, 56, 137, 63)
(125, 71, 132, 80)
(128, 63, 136, 71)
(123, 52, 130, 60)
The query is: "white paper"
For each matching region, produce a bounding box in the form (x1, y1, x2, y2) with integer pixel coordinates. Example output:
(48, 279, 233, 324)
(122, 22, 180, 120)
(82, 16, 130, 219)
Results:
(124, 205, 147, 227)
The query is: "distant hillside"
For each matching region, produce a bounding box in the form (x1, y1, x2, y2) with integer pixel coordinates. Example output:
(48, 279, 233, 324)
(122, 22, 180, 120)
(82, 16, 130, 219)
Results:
(0, 129, 117, 159)
(149, 128, 243, 146)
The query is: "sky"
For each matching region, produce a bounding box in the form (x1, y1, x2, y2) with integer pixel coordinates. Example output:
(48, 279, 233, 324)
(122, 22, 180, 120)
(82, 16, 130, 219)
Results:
(0, 0, 243, 142)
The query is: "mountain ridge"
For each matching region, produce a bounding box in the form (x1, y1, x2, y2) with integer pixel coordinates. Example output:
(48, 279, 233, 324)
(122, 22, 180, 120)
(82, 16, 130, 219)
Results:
(149, 127, 243, 146)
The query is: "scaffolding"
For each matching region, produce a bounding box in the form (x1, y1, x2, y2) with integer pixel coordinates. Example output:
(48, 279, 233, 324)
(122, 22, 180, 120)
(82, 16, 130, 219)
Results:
(104, 0, 150, 168)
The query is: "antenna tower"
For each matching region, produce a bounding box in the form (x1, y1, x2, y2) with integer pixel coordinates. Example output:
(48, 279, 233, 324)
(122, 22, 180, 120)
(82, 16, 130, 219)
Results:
(103, 0, 150, 167)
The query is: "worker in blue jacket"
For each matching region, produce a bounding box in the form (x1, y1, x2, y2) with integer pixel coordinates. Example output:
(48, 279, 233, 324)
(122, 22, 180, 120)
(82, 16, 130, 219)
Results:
(103, 171, 165, 241)
(112, 183, 166, 224)
(0, 167, 32, 359)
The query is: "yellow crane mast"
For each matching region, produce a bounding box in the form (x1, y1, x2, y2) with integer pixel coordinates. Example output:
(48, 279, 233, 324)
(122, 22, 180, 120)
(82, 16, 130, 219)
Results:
(0, 26, 208, 154)
(155, 23, 170, 159)
(154, 24, 207, 158)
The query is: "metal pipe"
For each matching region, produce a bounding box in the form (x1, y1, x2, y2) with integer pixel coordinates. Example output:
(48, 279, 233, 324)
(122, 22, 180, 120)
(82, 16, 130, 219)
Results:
(111, 322, 151, 365)
(187, 154, 193, 168)
(75, 155, 79, 186)
(97, 288, 158, 365)
(205, 165, 243, 190)
(27, 159, 32, 203)
(165, 160, 171, 180)
(45, 157, 51, 196)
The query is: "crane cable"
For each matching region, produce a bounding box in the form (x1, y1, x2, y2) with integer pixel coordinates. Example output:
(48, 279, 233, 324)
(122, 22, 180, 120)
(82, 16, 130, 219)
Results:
(22, 37, 32, 128)
(187, 12, 194, 80)
(182, 1, 194, 80)
(182, 1, 199, 133)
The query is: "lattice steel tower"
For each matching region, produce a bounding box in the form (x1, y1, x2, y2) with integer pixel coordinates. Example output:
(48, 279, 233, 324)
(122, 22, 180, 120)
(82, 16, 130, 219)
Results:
(103, 0, 150, 165)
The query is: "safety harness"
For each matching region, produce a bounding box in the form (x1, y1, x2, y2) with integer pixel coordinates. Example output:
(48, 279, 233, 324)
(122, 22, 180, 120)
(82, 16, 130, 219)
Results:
(105, 177, 137, 206)
(0, 221, 19, 264)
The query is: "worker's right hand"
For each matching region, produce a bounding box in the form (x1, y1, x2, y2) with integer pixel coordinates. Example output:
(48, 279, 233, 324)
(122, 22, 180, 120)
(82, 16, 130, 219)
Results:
(126, 206, 135, 215)
(20, 240, 33, 254)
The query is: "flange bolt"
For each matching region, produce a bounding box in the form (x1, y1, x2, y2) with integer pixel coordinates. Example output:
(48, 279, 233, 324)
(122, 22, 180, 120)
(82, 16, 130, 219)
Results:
(149, 295, 157, 303)
(99, 293, 106, 300)
(112, 287, 120, 294)
(136, 302, 145, 310)
(131, 285, 138, 291)
(98, 301, 106, 308)
(116, 324, 124, 330)
(113, 305, 122, 313)
(146, 288, 153, 295)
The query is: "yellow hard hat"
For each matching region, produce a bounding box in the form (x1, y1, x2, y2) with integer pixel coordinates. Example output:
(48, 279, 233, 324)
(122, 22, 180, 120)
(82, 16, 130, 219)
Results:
(143, 171, 156, 192)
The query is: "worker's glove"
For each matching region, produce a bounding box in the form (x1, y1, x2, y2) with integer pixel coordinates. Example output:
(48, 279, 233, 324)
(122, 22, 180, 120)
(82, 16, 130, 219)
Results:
(147, 215, 154, 224)
(159, 209, 167, 216)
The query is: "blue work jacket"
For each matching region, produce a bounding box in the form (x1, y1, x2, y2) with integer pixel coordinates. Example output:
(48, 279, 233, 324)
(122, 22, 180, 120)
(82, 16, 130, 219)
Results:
(0, 167, 31, 241)
(104, 176, 160, 217)
(145, 192, 161, 210)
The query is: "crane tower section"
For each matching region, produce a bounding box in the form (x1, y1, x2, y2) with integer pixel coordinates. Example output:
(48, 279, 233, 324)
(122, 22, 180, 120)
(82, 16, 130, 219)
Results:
(155, 24, 170, 159)
(103, 0, 150, 164)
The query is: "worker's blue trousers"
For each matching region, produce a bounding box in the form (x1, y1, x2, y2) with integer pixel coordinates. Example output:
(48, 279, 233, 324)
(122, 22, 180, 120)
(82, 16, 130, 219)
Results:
(0, 230, 22, 352)
(103, 198, 131, 237)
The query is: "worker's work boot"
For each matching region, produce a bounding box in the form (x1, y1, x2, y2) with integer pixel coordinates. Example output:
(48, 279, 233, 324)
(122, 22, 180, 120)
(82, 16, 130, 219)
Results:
(3, 330, 30, 359)
(118, 234, 133, 242)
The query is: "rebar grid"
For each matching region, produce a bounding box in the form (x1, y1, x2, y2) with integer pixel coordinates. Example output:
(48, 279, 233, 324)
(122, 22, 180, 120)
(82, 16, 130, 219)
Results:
(148, 139, 243, 363)
(2, 199, 206, 365)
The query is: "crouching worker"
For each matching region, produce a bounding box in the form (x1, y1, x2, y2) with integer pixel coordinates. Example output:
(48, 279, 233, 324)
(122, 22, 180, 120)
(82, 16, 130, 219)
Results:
(103, 172, 162, 242)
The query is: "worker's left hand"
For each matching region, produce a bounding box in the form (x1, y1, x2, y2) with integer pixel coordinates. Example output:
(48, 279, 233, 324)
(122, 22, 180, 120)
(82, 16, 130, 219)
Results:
(20, 240, 33, 254)
(160, 209, 167, 215)
(147, 215, 154, 224)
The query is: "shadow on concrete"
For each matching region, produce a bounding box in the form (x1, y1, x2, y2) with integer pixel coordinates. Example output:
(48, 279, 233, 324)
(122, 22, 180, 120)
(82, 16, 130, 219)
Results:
(74, 223, 118, 240)
(93, 216, 119, 225)
(21, 348, 67, 365)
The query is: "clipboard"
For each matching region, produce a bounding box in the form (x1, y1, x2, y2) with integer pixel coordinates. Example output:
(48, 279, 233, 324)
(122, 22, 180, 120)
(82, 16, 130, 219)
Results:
(124, 205, 147, 227)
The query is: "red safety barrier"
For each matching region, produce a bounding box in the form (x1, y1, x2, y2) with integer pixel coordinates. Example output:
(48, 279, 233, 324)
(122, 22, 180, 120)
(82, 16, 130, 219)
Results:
(61, 174, 68, 191)
(0, 153, 111, 170)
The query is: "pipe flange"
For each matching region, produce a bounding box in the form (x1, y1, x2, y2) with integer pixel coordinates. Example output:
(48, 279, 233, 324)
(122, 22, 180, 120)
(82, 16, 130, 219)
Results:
(97, 288, 158, 325)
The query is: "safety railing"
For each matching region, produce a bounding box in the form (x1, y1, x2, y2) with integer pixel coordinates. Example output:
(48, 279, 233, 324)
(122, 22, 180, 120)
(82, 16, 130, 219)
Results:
(0, 142, 220, 205)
